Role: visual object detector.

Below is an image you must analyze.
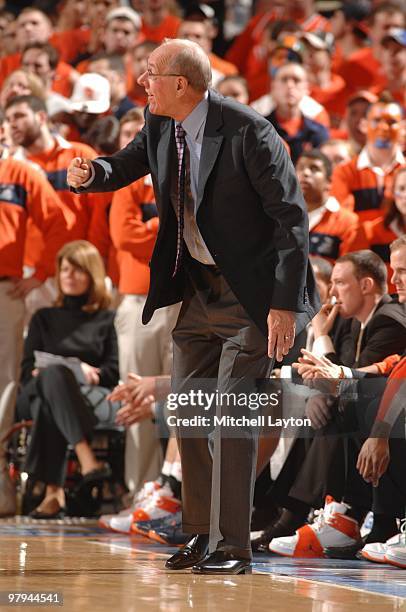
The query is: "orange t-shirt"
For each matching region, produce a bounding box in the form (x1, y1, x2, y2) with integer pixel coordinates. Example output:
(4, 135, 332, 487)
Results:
(141, 14, 181, 43)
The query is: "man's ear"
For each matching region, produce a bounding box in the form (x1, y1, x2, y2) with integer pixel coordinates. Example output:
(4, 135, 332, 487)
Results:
(37, 110, 49, 126)
(176, 76, 188, 95)
(359, 276, 375, 294)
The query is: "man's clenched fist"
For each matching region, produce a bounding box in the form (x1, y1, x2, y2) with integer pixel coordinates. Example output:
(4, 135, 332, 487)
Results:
(67, 157, 92, 188)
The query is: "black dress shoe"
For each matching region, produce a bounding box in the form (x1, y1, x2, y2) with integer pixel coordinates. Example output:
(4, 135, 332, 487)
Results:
(192, 551, 252, 575)
(29, 507, 66, 520)
(252, 513, 306, 553)
(165, 534, 209, 570)
(81, 464, 112, 485)
(323, 536, 367, 559)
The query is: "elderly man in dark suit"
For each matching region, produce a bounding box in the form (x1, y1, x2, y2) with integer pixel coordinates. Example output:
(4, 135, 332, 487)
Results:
(67, 38, 319, 574)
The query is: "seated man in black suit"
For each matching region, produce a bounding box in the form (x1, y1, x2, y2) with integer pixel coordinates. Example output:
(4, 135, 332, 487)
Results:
(254, 250, 406, 555)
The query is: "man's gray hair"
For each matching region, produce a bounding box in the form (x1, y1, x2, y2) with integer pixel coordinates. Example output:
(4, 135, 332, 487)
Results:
(163, 38, 212, 92)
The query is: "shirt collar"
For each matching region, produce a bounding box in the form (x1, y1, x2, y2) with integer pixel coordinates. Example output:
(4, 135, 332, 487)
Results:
(176, 91, 209, 142)
(357, 146, 405, 173)
(308, 197, 340, 230)
(361, 301, 379, 329)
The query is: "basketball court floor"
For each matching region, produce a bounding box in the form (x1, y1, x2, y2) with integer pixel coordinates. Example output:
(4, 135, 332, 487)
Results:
(0, 517, 405, 611)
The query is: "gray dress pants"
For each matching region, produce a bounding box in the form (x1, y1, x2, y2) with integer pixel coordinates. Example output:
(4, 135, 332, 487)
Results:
(172, 259, 272, 558)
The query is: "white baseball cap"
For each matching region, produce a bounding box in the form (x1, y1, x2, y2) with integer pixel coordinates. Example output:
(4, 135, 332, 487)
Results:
(106, 7, 142, 30)
(69, 73, 111, 114)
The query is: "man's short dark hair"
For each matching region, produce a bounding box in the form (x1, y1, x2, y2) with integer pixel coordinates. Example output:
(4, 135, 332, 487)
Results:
(216, 74, 249, 91)
(310, 256, 333, 284)
(337, 250, 387, 293)
(133, 40, 159, 54)
(89, 52, 125, 75)
(5, 94, 47, 114)
(22, 42, 60, 70)
(120, 106, 144, 126)
(297, 150, 333, 180)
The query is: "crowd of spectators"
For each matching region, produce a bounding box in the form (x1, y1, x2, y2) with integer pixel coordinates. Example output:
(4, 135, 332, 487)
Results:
(0, 0, 405, 567)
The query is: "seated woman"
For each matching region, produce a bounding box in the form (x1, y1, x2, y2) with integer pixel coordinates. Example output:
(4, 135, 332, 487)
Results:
(16, 240, 119, 519)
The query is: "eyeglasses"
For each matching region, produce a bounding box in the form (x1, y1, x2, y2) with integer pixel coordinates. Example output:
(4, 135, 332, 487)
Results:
(146, 70, 184, 80)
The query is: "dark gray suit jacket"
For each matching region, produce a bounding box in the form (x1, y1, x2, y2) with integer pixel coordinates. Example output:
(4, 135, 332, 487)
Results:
(77, 90, 320, 336)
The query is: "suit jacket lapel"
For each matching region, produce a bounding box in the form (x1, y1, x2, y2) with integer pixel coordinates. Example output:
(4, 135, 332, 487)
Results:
(157, 119, 174, 223)
(157, 119, 173, 193)
(197, 91, 224, 210)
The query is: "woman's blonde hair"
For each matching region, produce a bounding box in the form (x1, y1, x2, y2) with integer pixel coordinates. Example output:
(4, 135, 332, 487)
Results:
(2, 69, 45, 102)
(55, 240, 111, 312)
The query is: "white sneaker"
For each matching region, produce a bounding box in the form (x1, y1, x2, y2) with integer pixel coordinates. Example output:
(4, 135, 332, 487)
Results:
(385, 545, 406, 568)
(269, 496, 360, 558)
(384, 519, 406, 568)
(361, 533, 404, 563)
(99, 479, 162, 533)
(98, 506, 133, 530)
(130, 483, 181, 531)
(0, 469, 16, 517)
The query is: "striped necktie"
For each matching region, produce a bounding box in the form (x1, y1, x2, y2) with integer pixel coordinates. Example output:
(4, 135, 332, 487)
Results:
(173, 124, 186, 276)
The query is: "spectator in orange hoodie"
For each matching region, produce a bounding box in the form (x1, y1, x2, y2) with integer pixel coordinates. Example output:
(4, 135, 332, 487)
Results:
(0, 108, 70, 516)
(5, 94, 111, 288)
(109, 107, 180, 494)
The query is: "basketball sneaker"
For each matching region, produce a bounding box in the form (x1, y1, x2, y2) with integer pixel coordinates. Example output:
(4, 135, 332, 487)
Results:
(362, 519, 406, 566)
(132, 511, 182, 536)
(269, 496, 361, 558)
(99, 479, 162, 533)
(130, 483, 181, 531)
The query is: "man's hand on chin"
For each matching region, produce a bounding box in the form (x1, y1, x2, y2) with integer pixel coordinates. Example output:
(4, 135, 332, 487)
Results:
(267, 309, 296, 362)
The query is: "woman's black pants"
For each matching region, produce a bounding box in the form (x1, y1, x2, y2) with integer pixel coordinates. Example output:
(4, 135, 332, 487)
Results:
(16, 365, 98, 487)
